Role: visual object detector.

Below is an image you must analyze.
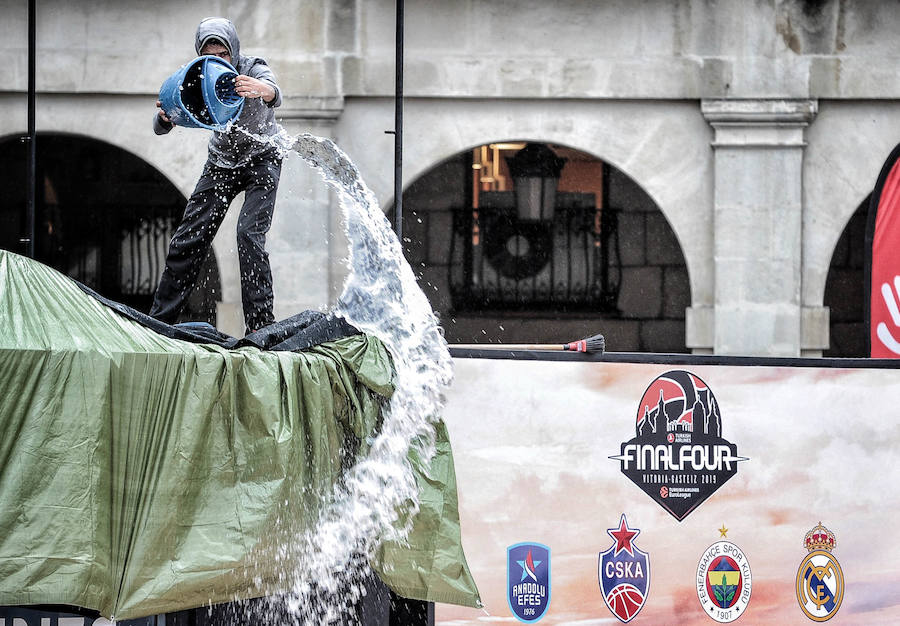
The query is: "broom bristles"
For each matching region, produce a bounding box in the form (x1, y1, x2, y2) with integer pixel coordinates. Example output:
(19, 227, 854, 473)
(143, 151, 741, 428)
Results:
(563, 333, 605, 354)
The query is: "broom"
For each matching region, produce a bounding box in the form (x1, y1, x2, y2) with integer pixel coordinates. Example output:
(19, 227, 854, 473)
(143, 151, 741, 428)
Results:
(451, 333, 605, 354)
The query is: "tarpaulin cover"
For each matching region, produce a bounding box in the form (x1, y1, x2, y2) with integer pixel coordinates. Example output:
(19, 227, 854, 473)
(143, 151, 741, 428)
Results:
(0, 250, 480, 619)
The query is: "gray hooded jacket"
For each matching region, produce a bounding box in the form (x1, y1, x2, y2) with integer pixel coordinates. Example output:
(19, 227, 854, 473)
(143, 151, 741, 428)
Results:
(154, 17, 283, 168)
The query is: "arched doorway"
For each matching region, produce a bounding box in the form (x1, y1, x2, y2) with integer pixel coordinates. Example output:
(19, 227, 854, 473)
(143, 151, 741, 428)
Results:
(399, 141, 690, 353)
(0, 133, 219, 324)
(824, 197, 869, 357)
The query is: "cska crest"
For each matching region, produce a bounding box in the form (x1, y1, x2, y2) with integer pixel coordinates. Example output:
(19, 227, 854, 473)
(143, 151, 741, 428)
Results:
(599, 515, 650, 623)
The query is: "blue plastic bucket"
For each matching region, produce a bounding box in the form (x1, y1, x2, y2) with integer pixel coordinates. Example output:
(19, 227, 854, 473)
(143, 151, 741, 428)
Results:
(158, 56, 244, 130)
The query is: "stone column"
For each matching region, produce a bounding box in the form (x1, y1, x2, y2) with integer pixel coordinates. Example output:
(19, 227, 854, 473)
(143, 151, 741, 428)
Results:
(701, 99, 817, 356)
(215, 97, 344, 336)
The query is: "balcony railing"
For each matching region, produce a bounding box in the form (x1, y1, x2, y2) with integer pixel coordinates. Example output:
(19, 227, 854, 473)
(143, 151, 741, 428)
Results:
(448, 191, 621, 312)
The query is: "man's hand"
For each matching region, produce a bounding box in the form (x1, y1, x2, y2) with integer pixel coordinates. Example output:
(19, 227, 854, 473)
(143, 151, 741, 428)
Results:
(233, 75, 276, 102)
(156, 100, 174, 125)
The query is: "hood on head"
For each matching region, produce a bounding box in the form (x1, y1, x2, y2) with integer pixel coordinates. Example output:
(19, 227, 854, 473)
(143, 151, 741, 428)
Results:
(195, 17, 240, 61)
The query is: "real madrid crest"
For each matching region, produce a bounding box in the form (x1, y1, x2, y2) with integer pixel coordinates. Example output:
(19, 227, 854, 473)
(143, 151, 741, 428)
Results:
(796, 522, 843, 621)
(696, 526, 751, 623)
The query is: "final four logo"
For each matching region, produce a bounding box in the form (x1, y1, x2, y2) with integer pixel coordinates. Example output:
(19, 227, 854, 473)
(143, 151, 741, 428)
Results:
(507, 543, 551, 623)
(599, 514, 650, 623)
(610, 370, 748, 521)
(696, 526, 752, 623)
(796, 522, 844, 621)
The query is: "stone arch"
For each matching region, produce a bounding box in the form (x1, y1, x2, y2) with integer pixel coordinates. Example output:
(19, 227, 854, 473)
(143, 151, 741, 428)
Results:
(802, 102, 900, 311)
(801, 103, 900, 355)
(0, 97, 234, 302)
(399, 139, 691, 352)
(374, 99, 714, 316)
(0, 131, 220, 323)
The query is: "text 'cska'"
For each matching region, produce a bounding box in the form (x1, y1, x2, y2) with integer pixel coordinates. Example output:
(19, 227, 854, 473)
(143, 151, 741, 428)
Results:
(603, 559, 645, 580)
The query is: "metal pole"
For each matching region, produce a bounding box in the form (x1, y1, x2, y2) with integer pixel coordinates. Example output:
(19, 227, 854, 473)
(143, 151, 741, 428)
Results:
(393, 0, 403, 240)
(24, 0, 36, 258)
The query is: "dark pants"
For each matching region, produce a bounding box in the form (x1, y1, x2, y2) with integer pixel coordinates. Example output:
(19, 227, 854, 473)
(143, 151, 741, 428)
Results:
(150, 150, 282, 332)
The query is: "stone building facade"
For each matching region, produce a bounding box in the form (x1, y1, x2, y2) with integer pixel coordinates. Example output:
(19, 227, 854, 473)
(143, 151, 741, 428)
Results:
(2, 0, 899, 356)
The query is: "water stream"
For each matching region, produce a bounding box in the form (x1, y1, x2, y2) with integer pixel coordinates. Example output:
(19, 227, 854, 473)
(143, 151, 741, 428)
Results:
(232, 127, 453, 623)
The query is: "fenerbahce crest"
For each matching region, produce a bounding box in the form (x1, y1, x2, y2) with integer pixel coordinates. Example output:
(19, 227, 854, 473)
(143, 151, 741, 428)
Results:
(610, 370, 748, 521)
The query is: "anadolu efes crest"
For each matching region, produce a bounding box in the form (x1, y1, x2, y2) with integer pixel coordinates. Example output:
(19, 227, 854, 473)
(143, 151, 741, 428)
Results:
(609, 370, 748, 521)
(507, 543, 551, 622)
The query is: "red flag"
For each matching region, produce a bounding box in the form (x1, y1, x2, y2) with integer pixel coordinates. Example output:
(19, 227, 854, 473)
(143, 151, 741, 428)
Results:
(868, 143, 900, 357)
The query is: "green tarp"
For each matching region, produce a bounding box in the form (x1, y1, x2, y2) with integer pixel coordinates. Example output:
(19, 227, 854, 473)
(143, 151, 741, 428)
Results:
(0, 250, 480, 619)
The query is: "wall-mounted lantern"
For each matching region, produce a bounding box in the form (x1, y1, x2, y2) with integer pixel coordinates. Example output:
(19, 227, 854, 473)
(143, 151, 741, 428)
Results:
(505, 143, 567, 221)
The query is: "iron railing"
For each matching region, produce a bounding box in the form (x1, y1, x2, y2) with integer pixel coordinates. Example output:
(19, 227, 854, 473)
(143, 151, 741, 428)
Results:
(448, 191, 621, 311)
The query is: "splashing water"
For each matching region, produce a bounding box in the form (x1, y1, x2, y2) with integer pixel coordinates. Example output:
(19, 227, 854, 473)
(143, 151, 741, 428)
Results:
(232, 126, 454, 622)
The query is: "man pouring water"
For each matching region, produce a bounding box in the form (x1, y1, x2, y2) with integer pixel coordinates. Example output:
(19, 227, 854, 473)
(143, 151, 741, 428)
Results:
(150, 16, 283, 333)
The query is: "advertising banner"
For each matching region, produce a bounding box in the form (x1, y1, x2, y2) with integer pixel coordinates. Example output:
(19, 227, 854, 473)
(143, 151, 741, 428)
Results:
(437, 357, 900, 624)
(868, 142, 900, 357)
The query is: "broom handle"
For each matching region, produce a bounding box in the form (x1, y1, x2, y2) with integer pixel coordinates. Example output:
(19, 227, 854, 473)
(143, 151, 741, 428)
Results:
(452, 344, 566, 351)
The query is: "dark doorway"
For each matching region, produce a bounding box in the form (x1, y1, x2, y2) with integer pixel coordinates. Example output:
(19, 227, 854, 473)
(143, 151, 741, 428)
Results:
(0, 133, 219, 323)
(824, 197, 869, 357)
